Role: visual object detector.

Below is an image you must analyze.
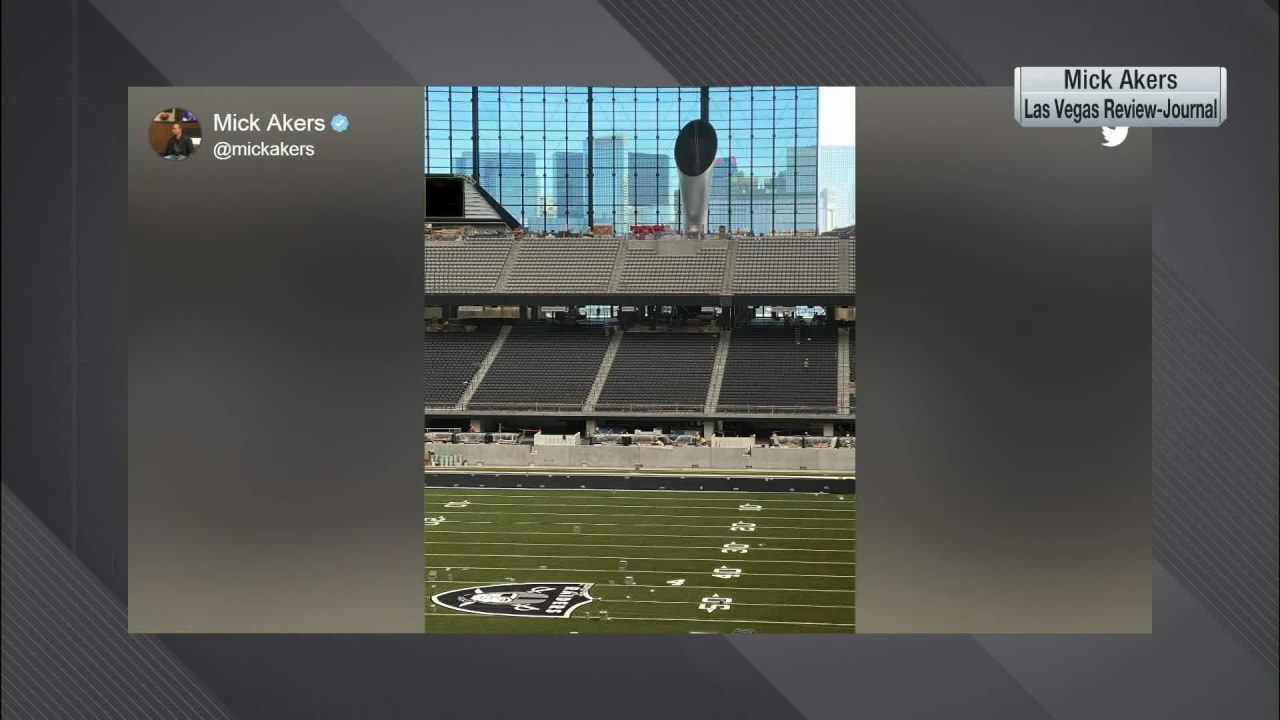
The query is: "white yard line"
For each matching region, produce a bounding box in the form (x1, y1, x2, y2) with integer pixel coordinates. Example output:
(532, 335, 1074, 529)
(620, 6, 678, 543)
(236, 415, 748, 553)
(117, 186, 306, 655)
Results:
(426, 540, 853, 553)
(593, 599, 855, 610)
(427, 529, 855, 542)
(422, 613, 856, 629)
(426, 554, 856, 566)
(439, 520, 855, 531)
(421, 485, 857, 629)
(427, 501, 855, 512)
(426, 488, 854, 501)
(428, 510, 854, 521)
(583, 617, 855, 628)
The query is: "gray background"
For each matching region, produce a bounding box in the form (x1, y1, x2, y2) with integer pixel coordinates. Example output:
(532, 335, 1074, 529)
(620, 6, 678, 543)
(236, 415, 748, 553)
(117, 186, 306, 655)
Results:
(2, 0, 1276, 718)
(859, 88, 1151, 633)
(128, 87, 425, 633)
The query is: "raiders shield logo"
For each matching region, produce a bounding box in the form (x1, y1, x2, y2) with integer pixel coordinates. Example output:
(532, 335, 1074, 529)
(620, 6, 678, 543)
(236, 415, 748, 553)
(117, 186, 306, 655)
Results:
(431, 583, 596, 618)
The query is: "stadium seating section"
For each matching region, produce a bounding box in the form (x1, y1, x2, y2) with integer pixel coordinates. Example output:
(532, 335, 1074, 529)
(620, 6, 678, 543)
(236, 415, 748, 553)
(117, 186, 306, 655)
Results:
(425, 324, 849, 415)
(732, 238, 842, 294)
(848, 243, 857, 293)
(718, 325, 839, 412)
(424, 238, 513, 292)
(596, 332, 719, 410)
(422, 232, 854, 415)
(468, 325, 611, 409)
(423, 327, 500, 407)
(423, 236, 855, 295)
(617, 245, 727, 294)
(504, 238, 621, 293)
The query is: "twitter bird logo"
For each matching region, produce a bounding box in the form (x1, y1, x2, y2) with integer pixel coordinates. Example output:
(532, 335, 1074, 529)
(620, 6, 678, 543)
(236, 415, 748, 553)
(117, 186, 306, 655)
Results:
(1101, 126, 1128, 147)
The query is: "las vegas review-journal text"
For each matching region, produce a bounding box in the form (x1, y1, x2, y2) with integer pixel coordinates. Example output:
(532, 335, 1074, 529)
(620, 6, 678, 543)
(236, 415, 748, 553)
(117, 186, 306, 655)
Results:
(1022, 97, 1220, 123)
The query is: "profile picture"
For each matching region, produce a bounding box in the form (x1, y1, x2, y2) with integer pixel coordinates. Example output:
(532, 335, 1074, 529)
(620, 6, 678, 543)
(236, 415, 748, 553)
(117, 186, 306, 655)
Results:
(149, 108, 202, 160)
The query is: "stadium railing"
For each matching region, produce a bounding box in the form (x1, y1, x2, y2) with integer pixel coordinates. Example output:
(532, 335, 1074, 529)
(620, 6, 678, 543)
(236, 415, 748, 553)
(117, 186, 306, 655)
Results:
(463, 400, 846, 415)
(423, 432, 852, 449)
(590, 402, 708, 414)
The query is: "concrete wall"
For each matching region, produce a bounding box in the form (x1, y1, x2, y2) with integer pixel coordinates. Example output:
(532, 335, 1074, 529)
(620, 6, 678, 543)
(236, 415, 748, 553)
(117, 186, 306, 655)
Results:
(427, 471, 855, 494)
(533, 433, 581, 446)
(438, 443, 855, 473)
(710, 436, 755, 449)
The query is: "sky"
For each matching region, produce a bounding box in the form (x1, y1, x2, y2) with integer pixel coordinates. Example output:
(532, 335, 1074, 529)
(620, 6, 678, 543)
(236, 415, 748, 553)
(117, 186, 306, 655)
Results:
(818, 87, 856, 146)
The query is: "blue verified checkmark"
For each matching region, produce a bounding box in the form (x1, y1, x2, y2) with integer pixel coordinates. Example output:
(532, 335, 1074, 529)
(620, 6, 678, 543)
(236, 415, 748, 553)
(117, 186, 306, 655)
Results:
(331, 114, 350, 132)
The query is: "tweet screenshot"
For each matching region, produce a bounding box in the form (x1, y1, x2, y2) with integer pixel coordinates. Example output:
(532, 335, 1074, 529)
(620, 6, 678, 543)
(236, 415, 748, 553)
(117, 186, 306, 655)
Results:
(128, 74, 1196, 635)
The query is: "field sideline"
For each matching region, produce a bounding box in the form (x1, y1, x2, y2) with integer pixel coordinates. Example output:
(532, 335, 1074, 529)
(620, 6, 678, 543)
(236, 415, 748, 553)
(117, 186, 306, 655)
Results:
(424, 485, 855, 633)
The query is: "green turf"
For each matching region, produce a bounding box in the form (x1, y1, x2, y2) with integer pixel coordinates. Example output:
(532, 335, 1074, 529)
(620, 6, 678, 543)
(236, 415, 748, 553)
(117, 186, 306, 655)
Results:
(424, 486, 855, 633)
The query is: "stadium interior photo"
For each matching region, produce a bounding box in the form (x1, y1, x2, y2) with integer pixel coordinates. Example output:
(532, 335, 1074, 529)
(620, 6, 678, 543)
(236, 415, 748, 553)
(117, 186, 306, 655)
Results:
(422, 86, 856, 633)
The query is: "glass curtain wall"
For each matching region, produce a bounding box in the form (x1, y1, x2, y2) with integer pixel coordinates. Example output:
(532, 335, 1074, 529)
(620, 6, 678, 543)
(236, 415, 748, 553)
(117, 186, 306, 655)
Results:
(425, 87, 819, 235)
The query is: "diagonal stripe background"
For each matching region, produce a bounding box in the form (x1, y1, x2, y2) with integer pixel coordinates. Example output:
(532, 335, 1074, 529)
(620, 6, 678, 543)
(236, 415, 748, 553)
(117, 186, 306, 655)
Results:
(1153, 256, 1280, 672)
(598, 0, 984, 86)
(84, 0, 418, 85)
(1, 486, 234, 720)
(975, 564, 1279, 720)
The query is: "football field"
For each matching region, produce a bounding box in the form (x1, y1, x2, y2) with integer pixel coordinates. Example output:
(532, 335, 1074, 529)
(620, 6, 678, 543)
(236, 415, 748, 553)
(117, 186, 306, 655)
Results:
(424, 483, 855, 633)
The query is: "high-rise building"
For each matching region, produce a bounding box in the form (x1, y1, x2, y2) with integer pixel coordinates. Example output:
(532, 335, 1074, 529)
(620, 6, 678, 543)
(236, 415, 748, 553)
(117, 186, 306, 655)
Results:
(551, 151, 588, 230)
(819, 145, 856, 231)
(455, 150, 541, 222)
(786, 146, 819, 195)
(627, 152, 672, 208)
(593, 136, 631, 228)
(819, 189, 835, 232)
(711, 156, 734, 193)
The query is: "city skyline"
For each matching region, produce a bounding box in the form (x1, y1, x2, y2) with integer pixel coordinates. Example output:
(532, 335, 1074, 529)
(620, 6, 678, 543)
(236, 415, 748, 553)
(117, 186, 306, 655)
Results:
(425, 87, 854, 233)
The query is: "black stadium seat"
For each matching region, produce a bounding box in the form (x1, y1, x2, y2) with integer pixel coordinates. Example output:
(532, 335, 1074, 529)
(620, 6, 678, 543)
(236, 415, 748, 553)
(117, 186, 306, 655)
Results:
(718, 325, 838, 412)
(423, 327, 500, 406)
(596, 333, 718, 410)
(469, 325, 611, 409)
